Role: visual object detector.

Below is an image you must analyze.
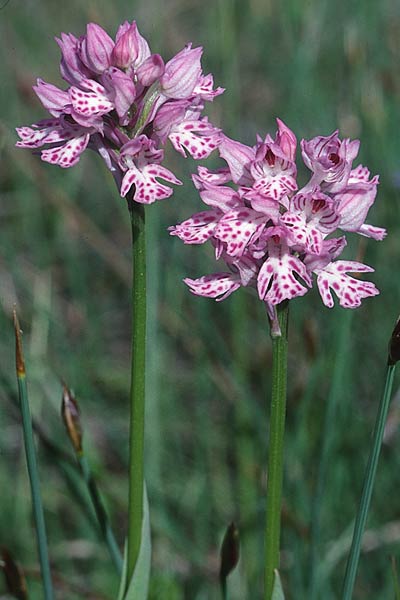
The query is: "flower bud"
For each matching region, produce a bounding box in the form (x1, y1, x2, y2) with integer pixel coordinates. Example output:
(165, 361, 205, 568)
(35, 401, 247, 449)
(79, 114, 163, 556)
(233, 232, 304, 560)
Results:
(61, 385, 83, 455)
(161, 44, 202, 99)
(136, 54, 165, 87)
(111, 21, 150, 69)
(276, 118, 297, 162)
(79, 23, 114, 74)
(56, 32, 91, 85)
(102, 67, 136, 123)
(388, 316, 400, 365)
(219, 522, 240, 581)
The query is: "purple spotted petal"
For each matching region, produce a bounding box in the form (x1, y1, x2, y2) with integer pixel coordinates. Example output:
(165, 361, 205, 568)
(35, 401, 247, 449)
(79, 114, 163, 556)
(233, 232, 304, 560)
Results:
(214, 208, 266, 257)
(16, 120, 70, 148)
(192, 73, 225, 101)
(192, 166, 232, 189)
(258, 252, 311, 305)
(357, 224, 386, 240)
(169, 209, 222, 243)
(40, 134, 90, 168)
(280, 212, 324, 254)
(281, 192, 340, 254)
(316, 260, 379, 308)
(121, 163, 182, 203)
(69, 80, 114, 117)
(169, 119, 221, 159)
(184, 273, 241, 301)
(253, 172, 297, 201)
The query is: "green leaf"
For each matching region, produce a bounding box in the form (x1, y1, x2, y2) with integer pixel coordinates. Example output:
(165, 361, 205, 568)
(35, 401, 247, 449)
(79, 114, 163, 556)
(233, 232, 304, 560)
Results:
(272, 569, 285, 600)
(117, 485, 151, 600)
(117, 545, 128, 600)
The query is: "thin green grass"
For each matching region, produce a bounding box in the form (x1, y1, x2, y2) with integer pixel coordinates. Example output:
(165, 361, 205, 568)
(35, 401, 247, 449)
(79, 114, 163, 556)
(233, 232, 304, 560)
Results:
(13, 311, 54, 599)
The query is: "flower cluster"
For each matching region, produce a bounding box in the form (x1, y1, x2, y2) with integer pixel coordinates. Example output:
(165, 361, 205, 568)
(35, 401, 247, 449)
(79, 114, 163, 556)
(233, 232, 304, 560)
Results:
(170, 120, 386, 312)
(16, 22, 223, 204)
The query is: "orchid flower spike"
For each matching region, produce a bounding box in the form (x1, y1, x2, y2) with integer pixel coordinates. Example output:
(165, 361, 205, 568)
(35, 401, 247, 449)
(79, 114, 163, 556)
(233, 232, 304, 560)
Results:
(16, 21, 224, 205)
(170, 120, 386, 322)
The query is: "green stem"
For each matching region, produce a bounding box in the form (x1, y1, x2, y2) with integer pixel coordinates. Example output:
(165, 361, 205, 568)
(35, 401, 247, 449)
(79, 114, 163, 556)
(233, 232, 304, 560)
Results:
(342, 363, 396, 600)
(126, 201, 147, 584)
(14, 313, 54, 600)
(264, 302, 289, 600)
(78, 455, 123, 574)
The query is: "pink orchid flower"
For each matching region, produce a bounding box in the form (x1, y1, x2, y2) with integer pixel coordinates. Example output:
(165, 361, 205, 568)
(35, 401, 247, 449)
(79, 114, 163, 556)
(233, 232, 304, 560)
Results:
(16, 21, 223, 204)
(172, 120, 385, 314)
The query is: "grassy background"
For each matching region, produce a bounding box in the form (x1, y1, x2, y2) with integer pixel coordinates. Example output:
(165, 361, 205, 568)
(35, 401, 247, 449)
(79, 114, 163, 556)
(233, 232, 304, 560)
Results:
(1, 0, 400, 598)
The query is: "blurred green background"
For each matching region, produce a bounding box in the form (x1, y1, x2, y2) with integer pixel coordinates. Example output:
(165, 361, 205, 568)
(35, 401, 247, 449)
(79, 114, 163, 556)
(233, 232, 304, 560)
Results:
(1, 0, 400, 598)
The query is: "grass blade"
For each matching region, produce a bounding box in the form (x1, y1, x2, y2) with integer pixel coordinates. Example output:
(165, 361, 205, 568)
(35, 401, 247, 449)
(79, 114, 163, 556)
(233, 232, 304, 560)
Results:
(342, 361, 396, 599)
(272, 569, 285, 600)
(13, 309, 54, 600)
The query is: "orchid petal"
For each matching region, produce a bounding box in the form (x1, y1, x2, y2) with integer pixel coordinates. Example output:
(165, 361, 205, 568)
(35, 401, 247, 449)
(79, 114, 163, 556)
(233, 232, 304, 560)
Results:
(40, 134, 90, 168)
(121, 163, 182, 203)
(316, 260, 379, 308)
(184, 273, 241, 301)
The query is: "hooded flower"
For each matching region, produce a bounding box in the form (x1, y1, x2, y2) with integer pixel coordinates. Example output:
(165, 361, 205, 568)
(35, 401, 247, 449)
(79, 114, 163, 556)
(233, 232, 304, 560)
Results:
(301, 130, 360, 193)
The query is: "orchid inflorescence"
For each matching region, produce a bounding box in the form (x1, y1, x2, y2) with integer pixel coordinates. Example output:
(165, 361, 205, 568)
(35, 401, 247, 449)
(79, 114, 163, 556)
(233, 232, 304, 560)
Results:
(16, 22, 223, 204)
(170, 120, 386, 313)
(16, 22, 385, 315)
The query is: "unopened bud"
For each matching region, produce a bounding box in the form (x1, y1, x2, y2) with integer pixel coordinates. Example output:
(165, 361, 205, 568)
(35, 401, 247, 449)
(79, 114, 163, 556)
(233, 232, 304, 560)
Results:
(219, 522, 240, 581)
(61, 385, 83, 455)
(161, 44, 202, 99)
(13, 309, 25, 377)
(1, 548, 27, 600)
(388, 316, 400, 366)
(79, 23, 114, 74)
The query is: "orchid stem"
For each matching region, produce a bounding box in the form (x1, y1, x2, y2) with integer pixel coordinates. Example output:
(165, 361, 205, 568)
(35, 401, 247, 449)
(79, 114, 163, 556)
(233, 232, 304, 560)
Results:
(126, 200, 147, 584)
(342, 362, 396, 600)
(264, 301, 289, 600)
(13, 310, 54, 600)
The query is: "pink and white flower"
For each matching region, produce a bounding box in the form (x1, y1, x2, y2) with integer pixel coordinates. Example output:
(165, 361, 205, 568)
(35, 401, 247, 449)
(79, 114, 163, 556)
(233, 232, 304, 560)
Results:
(119, 136, 182, 203)
(172, 120, 385, 313)
(301, 130, 360, 193)
(16, 20, 223, 205)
